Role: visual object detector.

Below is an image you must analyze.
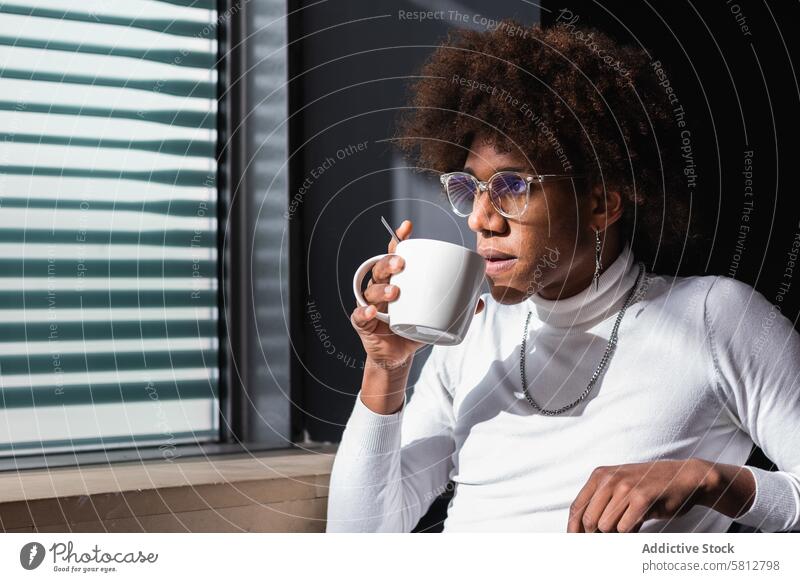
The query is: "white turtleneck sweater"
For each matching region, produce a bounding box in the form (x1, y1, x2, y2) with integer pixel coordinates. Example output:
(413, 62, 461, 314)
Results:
(326, 243, 800, 532)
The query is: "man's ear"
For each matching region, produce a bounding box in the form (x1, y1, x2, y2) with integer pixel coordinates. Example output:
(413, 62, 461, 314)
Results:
(587, 184, 624, 229)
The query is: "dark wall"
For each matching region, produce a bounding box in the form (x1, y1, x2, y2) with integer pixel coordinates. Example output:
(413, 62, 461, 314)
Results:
(540, 0, 800, 317)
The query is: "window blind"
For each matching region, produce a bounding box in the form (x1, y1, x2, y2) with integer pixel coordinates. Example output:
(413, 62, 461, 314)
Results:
(0, 0, 220, 457)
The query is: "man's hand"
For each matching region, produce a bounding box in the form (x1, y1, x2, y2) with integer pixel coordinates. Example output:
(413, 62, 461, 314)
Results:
(566, 458, 741, 533)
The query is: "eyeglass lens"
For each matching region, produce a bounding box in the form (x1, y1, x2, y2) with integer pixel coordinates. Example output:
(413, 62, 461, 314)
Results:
(445, 172, 528, 217)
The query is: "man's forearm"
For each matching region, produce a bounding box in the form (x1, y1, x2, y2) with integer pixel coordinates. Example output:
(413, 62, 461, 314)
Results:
(695, 458, 757, 519)
(359, 356, 413, 415)
(327, 356, 416, 532)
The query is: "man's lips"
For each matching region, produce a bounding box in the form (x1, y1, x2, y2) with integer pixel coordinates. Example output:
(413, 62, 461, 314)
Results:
(479, 249, 518, 276)
(478, 249, 517, 260)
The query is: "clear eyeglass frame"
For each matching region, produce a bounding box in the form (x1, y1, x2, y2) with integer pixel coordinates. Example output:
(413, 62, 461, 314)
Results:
(439, 171, 586, 219)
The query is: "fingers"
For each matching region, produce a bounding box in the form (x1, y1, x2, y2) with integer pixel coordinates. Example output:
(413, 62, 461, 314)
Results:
(615, 494, 654, 533)
(388, 219, 412, 253)
(370, 254, 405, 285)
(579, 485, 616, 533)
(567, 474, 600, 533)
(596, 495, 632, 533)
(363, 283, 399, 305)
(350, 305, 379, 333)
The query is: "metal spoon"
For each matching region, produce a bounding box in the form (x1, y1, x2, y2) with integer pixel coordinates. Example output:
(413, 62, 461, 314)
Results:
(380, 215, 401, 244)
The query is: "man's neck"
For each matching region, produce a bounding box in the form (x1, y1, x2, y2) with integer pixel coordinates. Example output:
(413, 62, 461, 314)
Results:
(538, 235, 624, 301)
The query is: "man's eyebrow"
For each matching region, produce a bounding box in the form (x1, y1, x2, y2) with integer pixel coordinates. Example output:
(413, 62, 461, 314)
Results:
(462, 165, 527, 175)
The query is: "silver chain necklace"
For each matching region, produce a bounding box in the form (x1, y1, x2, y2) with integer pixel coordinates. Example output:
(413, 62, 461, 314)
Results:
(519, 261, 646, 416)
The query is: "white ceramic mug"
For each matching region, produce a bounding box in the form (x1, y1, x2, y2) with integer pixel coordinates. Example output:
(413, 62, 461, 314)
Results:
(352, 238, 486, 346)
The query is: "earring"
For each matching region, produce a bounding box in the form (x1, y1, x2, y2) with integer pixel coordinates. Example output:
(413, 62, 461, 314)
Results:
(593, 228, 602, 292)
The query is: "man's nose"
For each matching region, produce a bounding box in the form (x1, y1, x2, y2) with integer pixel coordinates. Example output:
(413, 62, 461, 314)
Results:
(467, 188, 507, 233)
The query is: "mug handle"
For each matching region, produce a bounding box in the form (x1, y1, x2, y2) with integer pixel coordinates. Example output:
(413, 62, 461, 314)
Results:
(352, 253, 393, 324)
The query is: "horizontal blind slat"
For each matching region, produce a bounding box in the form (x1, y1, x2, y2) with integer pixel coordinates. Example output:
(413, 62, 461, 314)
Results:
(0, 243, 216, 261)
(0, 308, 217, 324)
(3, 366, 216, 387)
(14, 0, 218, 21)
(0, 68, 216, 98)
(0, 290, 216, 309)
(0, 429, 219, 453)
(0, 35, 215, 69)
(0, 320, 218, 342)
(0, 165, 216, 187)
(2, 350, 218, 376)
(0, 101, 215, 129)
(0, 259, 215, 278)
(1, 337, 217, 356)
(0, 399, 217, 454)
(0, 4, 215, 38)
(156, 0, 216, 9)
(1, 197, 217, 217)
(0, 229, 216, 247)
(0, 133, 215, 158)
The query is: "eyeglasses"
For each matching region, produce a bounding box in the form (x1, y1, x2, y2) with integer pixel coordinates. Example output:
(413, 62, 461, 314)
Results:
(439, 171, 585, 219)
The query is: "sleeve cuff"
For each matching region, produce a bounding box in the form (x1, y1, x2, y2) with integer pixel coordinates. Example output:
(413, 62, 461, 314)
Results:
(734, 465, 800, 532)
(337, 390, 406, 455)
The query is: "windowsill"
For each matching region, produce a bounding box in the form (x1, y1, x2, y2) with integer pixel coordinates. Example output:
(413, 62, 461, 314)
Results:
(0, 444, 338, 533)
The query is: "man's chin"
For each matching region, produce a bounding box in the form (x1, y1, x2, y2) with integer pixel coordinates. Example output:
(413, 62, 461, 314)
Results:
(487, 281, 527, 305)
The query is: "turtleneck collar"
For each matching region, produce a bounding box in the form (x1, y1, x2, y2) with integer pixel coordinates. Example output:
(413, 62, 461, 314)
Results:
(525, 241, 641, 329)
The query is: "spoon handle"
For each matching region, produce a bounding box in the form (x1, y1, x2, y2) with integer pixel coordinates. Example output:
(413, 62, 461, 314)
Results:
(380, 215, 401, 244)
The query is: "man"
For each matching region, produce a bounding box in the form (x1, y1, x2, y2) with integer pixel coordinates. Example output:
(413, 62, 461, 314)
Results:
(325, 21, 800, 532)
